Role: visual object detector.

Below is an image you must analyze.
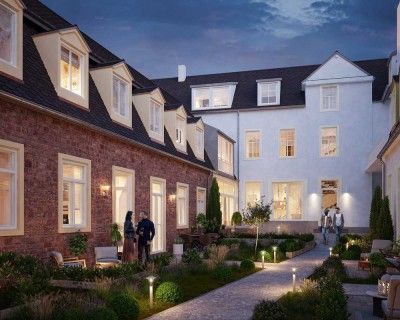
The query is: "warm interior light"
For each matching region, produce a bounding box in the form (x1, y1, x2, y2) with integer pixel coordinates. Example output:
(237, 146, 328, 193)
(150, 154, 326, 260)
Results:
(100, 185, 110, 197)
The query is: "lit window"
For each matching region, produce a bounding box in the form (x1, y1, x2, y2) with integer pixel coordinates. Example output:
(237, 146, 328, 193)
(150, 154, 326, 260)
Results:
(0, 148, 16, 228)
(258, 81, 281, 106)
(321, 180, 338, 212)
(176, 116, 186, 145)
(273, 182, 303, 220)
(59, 154, 91, 231)
(150, 100, 163, 135)
(245, 182, 261, 206)
(321, 86, 338, 111)
(192, 86, 232, 109)
(218, 179, 236, 225)
(245, 131, 260, 159)
(177, 183, 189, 228)
(218, 135, 233, 175)
(196, 187, 206, 214)
(60, 46, 82, 96)
(321, 127, 338, 157)
(112, 76, 128, 118)
(0, 3, 15, 65)
(280, 129, 295, 157)
(195, 127, 204, 156)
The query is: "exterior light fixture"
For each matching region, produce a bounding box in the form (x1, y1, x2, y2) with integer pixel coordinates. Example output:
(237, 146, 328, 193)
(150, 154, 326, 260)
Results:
(277, 225, 281, 235)
(292, 268, 297, 292)
(329, 247, 333, 256)
(146, 276, 156, 307)
(260, 250, 266, 269)
(100, 185, 110, 197)
(169, 194, 176, 201)
(272, 246, 278, 263)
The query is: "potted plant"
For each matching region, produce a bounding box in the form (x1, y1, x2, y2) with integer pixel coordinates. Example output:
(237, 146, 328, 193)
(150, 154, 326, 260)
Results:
(173, 236, 184, 255)
(110, 223, 123, 247)
(68, 230, 88, 258)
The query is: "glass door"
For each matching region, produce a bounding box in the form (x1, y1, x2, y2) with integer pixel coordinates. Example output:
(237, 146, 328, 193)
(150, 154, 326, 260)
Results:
(151, 179, 165, 253)
(321, 180, 339, 215)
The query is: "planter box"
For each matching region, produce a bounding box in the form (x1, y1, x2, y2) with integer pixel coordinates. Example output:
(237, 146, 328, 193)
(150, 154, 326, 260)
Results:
(285, 240, 316, 259)
(173, 243, 184, 255)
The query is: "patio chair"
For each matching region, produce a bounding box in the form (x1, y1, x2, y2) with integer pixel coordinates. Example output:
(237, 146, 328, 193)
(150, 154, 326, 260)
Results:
(94, 246, 121, 268)
(50, 251, 86, 268)
(382, 279, 400, 319)
(360, 240, 392, 259)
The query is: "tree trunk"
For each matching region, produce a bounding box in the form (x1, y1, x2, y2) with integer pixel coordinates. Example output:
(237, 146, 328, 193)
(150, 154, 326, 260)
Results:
(254, 226, 259, 259)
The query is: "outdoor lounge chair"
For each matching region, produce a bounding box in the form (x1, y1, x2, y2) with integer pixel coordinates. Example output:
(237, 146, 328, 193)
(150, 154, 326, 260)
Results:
(360, 240, 393, 259)
(94, 246, 121, 268)
(382, 279, 400, 319)
(50, 251, 86, 268)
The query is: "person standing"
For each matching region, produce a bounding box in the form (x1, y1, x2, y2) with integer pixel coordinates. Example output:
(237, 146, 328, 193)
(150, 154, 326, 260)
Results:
(320, 208, 332, 245)
(333, 207, 344, 243)
(136, 211, 155, 263)
(122, 211, 135, 262)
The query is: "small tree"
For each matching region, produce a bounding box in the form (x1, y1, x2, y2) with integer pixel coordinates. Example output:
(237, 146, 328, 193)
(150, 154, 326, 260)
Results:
(110, 223, 123, 247)
(206, 178, 222, 233)
(369, 185, 382, 238)
(242, 198, 272, 258)
(377, 196, 394, 241)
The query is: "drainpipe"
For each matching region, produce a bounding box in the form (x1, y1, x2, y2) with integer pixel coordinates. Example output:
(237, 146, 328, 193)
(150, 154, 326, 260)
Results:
(237, 110, 240, 212)
(380, 159, 386, 196)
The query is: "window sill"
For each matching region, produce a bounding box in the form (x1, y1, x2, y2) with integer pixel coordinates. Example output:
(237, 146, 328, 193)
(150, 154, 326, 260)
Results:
(320, 155, 339, 158)
(278, 156, 297, 159)
(320, 109, 339, 112)
(0, 228, 24, 237)
(257, 103, 280, 107)
(176, 225, 189, 230)
(244, 157, 261, 161)
(58, 226, 91, 233)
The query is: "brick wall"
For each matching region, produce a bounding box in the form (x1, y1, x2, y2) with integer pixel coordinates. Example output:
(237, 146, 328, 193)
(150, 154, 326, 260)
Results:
(0, 99, 211, 265)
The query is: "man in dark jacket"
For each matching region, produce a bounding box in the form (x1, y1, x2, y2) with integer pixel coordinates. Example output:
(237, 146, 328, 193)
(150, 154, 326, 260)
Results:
(136, 211, 155, 263)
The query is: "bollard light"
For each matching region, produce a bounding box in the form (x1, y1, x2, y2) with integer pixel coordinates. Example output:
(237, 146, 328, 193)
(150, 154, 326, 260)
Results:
(260, 250, 266, 269)
(146, 276, 156, 307)
(329, 247, 333, 256)
(292, 268, 297, 292)
(272, 246, 278, 264)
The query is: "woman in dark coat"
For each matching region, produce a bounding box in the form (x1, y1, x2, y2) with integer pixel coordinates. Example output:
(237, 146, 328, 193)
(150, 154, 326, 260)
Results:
(122, 211, 135, 262)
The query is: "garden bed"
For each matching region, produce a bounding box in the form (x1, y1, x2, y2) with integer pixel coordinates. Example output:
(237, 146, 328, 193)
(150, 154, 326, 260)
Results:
(286, 240, 316, 258)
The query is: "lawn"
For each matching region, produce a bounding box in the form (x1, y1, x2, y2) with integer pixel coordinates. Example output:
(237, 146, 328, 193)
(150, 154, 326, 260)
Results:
(225, 242, 286, 263)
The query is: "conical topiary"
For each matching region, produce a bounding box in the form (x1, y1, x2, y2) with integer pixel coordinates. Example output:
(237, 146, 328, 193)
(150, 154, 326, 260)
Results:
(369, 186, 382, 238)
(377, 196, 394, 241)
(206, 177, 221, 233)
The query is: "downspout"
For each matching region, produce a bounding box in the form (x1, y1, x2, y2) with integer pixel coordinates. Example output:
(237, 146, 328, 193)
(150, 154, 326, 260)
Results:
(237, 110, 240, 212)
(380, 159, 386, 197)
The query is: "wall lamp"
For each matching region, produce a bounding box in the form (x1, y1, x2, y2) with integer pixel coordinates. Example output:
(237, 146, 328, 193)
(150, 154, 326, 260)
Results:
(100, 185, 110, 197)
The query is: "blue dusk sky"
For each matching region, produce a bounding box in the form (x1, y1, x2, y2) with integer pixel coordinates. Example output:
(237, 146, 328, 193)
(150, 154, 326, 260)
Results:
(41, 0, 398, 79)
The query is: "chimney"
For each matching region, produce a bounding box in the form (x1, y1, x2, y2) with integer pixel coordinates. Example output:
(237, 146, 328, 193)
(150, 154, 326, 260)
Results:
(178, 65, 186, 82)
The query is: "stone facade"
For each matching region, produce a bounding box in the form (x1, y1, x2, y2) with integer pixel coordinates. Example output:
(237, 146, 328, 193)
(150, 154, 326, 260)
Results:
(0, 99, 211, 265)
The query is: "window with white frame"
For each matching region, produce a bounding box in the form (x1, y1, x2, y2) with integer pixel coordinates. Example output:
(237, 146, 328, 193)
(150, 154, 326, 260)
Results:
(195, 127, 204, 156)
(245, 182, 261, 206)
(273, 182, 303, 220)
(192, 86, 232, 109)
(176, 116, 185, 145)
(112, 75, 128, 118)
(196, 187, 206, 214)
(0, 147, 16, 228)
(0, 3, 16, 65)
(218, 180, 236, 226)
(177, 183, 189, 228)
(280, 129, 295, 157)
(60, 46, 82, 96)
(150, 100, 163, 135)
(245, 131, 260, 159)
(218, 135, 233, 175)
(60, 155, 90, 229)
(258, 81, 281, 106)
(321, 127, 338, 157)
(113, 167, 134, 227)
(321, 86, 338, 111)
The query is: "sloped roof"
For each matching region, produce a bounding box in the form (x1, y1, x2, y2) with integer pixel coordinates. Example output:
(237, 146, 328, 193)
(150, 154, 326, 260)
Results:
(154, 59, 388, 113)
(0, 0, 214, 171)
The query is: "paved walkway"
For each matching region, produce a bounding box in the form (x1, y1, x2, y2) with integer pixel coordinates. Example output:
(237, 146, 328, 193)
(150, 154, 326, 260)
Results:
(147, 242, 329, 320)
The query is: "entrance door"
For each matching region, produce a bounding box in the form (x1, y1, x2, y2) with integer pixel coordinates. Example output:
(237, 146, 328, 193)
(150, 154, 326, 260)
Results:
(151, 178, 166, 253)
(321, 180, 339, 214)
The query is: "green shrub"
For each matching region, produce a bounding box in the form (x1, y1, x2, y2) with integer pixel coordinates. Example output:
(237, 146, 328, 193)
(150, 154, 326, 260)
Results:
(369, 186, 382, 239)
(88, 307, 118, 320)
(339, 235, 349, 244)
(155, 282, 183, 303)
(340, 249, 360, 260)
(310, 256, 346, 281)
(347, 245, 362, 255)
(151, 253, 174, 270)
(296, 233, 315, 242)
(279, 285, 320, 320)
(182, 248, 202, 264)
(108, 294, 140, 320)
(218, 238, 241, 247)
(252, 300, 288, 320)
(377, 196, 394, 241)
(206, 178, 222, 232)
(231, 211, 243, 226)
(369, 252, 389, 268)
(240, 259, 255, 271)
(259, 251, 272, 262)
(213, 264, 233, 282)
(332, 243, 345, 255)
(316, 276, 348, 320)
(68, 231, 88, 257)
(278, 239, 305, 253)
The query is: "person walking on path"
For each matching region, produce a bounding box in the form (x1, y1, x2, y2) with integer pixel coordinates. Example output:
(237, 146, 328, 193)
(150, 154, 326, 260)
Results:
(333, 207, 344, 242)
(136, 211, 155, 263)
(321, 208, 332, 245)
(122, 211, 135, 262)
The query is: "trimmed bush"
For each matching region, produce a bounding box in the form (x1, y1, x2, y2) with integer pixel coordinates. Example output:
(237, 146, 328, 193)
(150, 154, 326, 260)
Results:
(182, 248, 202, 264)
(206, 178, 222, 232)
(347, 245, 362, 255)
(369, 252, 389, 268)
(316, 276, 348, 320)
(310, 256, 346, 281)
(369, 185, 382, 239)
(88, 307, 118, 320)
(377, 196, 394, 241)
(279, 285, 320, 320)
(259, 251, 272, 262)
(240, 259, 255, 271)
(332, 243, 345, 255)
(109, 294, 140, 320)
(231, 211, 243, 226)
(340, 249, 360, 260)
(155, 282, 183, 303)
(278, 239, 305, 253)
(252, 300, 288, 320)
(213, 264, 233, 282)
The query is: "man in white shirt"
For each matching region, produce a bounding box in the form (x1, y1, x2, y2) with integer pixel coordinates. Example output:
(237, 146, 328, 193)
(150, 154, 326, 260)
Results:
(320, 208, 333, 245)
(333, 207, 344, 243)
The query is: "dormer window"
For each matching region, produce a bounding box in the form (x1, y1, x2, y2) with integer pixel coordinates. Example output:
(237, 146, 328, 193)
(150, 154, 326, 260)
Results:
(191, 83, 237, 110)
(257, 79, 281, 106)
(60, 46, 82, 96)
(112, 75, 128, 118)
(150, 100, 163, 135)
(0, 3, 15, 65)
(176, 115, 185, 145)
(196, 127, 204, 156)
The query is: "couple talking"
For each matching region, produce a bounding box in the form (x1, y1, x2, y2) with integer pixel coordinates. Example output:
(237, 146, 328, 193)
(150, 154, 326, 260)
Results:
(320, 207, 344, 245)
